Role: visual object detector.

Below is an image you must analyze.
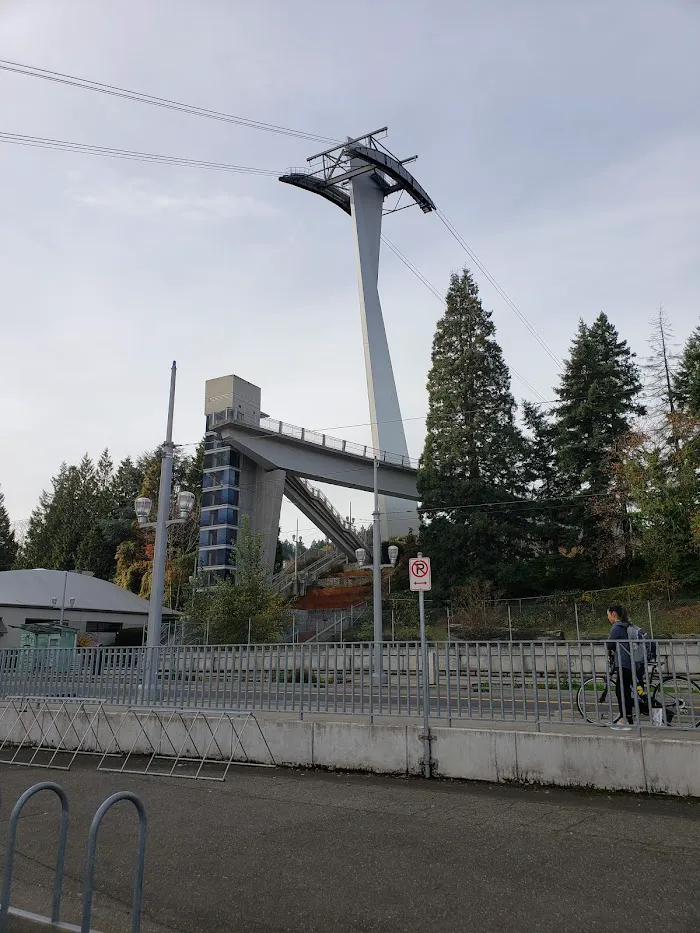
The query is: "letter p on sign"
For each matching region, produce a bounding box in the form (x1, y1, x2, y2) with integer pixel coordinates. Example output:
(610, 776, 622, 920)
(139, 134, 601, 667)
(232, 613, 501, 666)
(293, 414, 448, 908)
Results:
(409, 557, 432, 592)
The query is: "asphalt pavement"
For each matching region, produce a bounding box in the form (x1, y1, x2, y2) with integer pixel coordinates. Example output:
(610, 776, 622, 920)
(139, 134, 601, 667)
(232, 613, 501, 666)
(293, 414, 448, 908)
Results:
(0, 761, 699, 932)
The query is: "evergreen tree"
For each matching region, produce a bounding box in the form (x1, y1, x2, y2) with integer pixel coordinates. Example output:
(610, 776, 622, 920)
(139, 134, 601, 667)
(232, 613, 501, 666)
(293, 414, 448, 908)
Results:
(76, 452, 141, 580)
(552, 313, 645, 577)
(674, 325, 700, 417)
(17, 443, 202, 596)
(0, 485, 17, 571)
(417, 268, 527, 591)
(617, 420, 700, 586)
(517, 403, 579, 592)
(18, 487, 54, 569)
(522, 403, 558, 500)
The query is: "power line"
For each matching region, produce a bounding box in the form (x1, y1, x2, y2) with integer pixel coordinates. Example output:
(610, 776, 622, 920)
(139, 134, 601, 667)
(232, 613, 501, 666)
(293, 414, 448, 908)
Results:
(436, 209, 564, 370)
(387, 491, 613, 516)
(4, 59, 562, 378)
(382, 235, 547, 403)
(382, 236, 444, 302)
(0, 131, 281, 175)
(310, 396, 589, 433)
(0, 59, 338, 144)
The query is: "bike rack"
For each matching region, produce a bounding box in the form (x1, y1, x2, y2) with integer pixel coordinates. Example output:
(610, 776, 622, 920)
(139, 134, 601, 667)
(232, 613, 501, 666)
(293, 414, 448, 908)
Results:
(96, 707, 275, 781)
(81, 792, 147, 933)
(0, 697, 118, 770)
(0, 781, 69, 932)
(0, 782, 147, 933)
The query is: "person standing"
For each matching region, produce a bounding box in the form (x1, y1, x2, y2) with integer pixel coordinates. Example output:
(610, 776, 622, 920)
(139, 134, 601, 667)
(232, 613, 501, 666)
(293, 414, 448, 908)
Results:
(606, 604, 635, 726)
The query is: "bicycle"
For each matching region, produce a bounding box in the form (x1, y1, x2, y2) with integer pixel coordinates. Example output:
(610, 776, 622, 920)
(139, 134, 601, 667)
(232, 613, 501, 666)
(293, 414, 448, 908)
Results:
(577, 655, 700, 728)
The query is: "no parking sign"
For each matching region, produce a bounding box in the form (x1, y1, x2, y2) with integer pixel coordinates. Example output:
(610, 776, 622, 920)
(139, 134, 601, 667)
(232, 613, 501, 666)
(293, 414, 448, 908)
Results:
(408, 557, 432, 592)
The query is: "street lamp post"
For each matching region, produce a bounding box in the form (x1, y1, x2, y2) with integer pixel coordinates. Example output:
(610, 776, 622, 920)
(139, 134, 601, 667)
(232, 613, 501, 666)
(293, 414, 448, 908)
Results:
(388, 545, 398, 643)
(292, 520, 300, 595)
(135, 487, 195, 645)
(354, 519, 399, 679)
(134, 362, 195, 651)
(371, 459, 382, 677)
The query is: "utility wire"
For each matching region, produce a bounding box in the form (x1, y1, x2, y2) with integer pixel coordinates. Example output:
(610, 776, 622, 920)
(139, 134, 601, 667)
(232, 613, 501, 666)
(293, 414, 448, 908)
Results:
(0, 58, 338, 144)
(381, 236, 444, 302)
(0, 131, 281, 175)
(382, 234, 547, 403)
(310, 396, 583, 433)
(436, 209, 564, 370)
(387, 491, 613, 516)
(4, 59, 564, 379)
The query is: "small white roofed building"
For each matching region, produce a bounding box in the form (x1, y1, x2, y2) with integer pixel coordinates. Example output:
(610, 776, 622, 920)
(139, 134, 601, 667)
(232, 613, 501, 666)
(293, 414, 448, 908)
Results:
(0, 569, 158, 649)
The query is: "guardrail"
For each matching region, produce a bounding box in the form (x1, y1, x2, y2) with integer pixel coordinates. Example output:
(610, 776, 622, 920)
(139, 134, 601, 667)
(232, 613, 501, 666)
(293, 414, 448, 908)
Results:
(0, 641, 699, 731)
(205, 407, 418, 469)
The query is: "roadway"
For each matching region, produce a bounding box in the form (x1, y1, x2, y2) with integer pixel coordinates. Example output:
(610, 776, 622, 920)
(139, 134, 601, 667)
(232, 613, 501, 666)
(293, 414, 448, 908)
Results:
(1, 761, 698, 932)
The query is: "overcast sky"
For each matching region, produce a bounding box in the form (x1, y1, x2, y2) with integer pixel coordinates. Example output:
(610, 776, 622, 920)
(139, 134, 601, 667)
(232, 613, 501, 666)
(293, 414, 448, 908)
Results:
(1, 0, 698, 542)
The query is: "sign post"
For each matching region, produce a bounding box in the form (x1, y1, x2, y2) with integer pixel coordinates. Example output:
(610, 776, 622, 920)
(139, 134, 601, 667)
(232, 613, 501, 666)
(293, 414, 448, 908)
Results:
(409, 554, 432, 778)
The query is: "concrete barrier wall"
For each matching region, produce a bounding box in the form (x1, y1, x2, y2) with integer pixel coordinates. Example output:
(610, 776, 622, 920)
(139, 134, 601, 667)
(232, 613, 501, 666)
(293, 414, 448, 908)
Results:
(1, 706, 699, 797)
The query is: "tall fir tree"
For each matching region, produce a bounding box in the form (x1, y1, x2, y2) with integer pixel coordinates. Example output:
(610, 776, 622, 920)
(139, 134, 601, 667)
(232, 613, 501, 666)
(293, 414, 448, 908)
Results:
(674, 324, 700, 417)
(417, 268, 527, 592)
(0, 485, 17, 571)
(617, 425, 700, 586)
(17, 443, 202, 597)
(552, 313, 645, 578)
(517, 403, 577, 592)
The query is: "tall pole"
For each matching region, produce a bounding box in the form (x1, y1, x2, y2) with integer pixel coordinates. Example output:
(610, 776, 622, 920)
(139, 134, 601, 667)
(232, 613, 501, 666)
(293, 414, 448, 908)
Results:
(294, 520, 299, 592)
(147, 361, 177, 651)
(418, 557, 430, 779)
(349, 163, 418, 538)
(372, 458, 382, 678)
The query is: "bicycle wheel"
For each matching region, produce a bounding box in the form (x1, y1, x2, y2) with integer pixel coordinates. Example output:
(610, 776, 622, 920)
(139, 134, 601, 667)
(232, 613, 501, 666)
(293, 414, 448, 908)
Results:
(577, 675, 618, 725)
(652, 675, 700, 728)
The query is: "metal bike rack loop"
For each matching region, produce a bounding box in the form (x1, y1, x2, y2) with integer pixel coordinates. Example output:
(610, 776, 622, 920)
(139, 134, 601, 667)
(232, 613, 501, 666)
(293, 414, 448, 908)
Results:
(81, 791, 147, 933)
(0, 782, 69, 932)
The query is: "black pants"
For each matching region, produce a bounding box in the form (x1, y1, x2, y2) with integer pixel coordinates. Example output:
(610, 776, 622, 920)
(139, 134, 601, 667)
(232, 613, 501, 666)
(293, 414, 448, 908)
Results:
(616, 666, 634, 723)
(616, 666, 648, 723)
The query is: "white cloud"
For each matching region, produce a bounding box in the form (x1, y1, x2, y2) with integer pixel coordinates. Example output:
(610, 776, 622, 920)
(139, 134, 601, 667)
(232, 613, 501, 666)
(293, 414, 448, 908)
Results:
(76, 181, 278, 219)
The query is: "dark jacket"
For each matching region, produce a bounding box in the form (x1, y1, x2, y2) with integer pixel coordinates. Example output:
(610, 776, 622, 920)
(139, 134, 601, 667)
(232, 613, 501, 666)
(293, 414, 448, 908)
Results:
(606, 621, 632, 669)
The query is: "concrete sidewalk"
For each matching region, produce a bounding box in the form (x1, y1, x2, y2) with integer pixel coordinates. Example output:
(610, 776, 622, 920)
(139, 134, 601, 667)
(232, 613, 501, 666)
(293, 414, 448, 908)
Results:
(0, 762, 699, 932)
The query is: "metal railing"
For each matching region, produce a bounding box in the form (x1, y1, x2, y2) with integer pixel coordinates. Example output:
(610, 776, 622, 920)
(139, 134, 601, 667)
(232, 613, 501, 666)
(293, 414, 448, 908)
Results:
(205, 407, 418, 469)
(297, 478, 357, 533)
(0, 640, 699, 731)
(304, 601, 371, 643)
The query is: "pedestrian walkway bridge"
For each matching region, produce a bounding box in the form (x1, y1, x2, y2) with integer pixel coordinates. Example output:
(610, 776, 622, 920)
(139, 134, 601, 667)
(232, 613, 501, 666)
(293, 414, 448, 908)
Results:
(206, 407, 419, 501)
